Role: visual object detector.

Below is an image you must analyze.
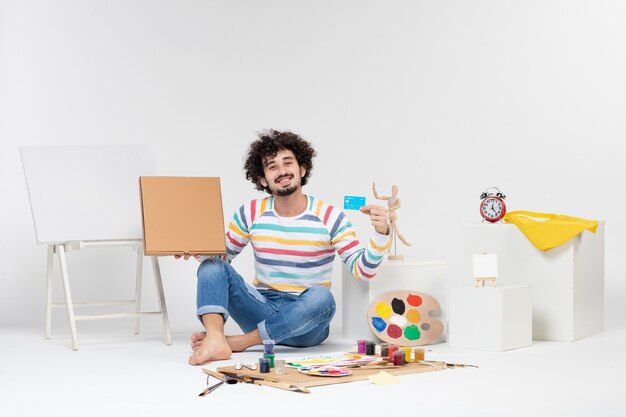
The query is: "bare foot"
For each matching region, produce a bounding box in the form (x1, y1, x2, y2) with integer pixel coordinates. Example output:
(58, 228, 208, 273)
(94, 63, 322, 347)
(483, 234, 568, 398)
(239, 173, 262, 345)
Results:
(188, 333, 232, 366)
(190, 331, 206, 351)
(190, 332, 251, 353)
(226, 334, 255, 352)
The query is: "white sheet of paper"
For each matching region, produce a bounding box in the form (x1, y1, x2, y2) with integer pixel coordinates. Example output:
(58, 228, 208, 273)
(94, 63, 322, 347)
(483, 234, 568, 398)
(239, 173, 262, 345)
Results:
(368, 371, 399, 385)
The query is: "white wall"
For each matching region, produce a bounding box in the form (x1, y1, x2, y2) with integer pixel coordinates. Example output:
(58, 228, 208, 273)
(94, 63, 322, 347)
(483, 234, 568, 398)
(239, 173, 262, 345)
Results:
(2, 0, 625, 335)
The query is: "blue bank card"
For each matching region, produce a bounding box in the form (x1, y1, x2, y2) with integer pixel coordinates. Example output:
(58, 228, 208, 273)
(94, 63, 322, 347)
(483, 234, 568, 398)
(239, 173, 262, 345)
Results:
(343, 196, 366, 210)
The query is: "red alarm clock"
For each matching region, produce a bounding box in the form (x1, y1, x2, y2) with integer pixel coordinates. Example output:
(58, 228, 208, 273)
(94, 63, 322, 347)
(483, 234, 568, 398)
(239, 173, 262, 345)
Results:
(479, 187, 506, 222)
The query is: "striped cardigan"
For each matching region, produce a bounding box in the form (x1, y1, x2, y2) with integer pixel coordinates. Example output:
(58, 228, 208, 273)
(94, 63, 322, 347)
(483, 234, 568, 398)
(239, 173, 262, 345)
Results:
(226, 195, 391, 293)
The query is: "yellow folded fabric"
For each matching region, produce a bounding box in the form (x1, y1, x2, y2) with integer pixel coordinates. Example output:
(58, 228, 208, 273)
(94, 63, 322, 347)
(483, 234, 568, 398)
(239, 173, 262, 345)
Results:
(503, 210, 598, 251)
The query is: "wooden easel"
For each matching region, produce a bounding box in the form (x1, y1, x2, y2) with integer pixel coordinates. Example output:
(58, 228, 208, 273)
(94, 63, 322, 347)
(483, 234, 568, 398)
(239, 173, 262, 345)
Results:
(21, 145, 171, 350)
(475, 277, 497, 287)
(45, 240, 171, 350)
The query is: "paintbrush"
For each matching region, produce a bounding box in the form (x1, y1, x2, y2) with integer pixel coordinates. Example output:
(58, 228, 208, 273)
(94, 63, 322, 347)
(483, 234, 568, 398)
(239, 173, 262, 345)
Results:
(417, 360, 479, 368)
(342, 362, 400, 370)
(199, 369, 239, 396)
(218, 370, 311, 394)
(253, 379, 311, 394)
(444, 362, 479, 368)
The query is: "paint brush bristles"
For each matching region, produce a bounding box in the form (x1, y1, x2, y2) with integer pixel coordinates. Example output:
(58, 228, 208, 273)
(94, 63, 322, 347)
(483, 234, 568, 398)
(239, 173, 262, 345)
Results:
(445, 363, 479, 368)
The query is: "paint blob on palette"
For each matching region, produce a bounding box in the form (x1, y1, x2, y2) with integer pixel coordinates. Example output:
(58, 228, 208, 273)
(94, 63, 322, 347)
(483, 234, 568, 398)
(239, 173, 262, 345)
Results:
(367, 290, 444, 346)
(297, 366, 352, 377)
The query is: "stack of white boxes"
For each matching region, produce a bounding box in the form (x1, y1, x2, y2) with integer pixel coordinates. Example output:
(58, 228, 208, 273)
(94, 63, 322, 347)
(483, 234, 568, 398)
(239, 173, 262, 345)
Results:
(450, 222, 604, 351)
(343, 222, 604, 351)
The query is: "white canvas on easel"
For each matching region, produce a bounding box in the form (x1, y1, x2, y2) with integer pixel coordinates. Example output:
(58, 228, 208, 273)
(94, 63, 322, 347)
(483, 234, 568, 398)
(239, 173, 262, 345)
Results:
(22, 145, 153, 242)
(20, 145, 171, 350)
(473, 254, 498, 287)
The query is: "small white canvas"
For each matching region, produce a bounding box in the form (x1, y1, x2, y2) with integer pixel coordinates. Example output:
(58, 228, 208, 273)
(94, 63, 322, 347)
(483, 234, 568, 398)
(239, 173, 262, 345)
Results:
(473, 254, 498, 278)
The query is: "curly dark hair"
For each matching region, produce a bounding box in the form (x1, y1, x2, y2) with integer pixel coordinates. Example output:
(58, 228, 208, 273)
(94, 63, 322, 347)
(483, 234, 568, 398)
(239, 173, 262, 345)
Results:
(244, 129, 317, 193)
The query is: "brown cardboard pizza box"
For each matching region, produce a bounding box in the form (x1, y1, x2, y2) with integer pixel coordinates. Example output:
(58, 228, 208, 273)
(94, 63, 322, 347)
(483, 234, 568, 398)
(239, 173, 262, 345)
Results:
(139, 176, 226, 256)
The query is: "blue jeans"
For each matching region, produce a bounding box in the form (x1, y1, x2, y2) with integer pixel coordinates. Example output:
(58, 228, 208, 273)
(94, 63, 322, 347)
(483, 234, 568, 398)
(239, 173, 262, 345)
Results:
(196, 258, 336, 347)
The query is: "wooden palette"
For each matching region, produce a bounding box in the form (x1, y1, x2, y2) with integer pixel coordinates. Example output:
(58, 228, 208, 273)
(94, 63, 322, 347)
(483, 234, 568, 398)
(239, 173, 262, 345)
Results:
(367, 290, 444, 346)
(211, 360, 446, 390)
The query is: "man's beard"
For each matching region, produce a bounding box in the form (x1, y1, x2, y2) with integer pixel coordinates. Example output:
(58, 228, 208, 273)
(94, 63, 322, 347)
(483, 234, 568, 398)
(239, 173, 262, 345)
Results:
(275, 184, 299, 197)
(272, 173, 300, 197)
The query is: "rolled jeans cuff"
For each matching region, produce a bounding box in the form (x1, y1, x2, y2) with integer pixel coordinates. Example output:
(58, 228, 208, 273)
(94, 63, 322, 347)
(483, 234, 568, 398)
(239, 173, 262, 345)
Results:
(257, 319, 271, 341)
(197, 305, 230, 322)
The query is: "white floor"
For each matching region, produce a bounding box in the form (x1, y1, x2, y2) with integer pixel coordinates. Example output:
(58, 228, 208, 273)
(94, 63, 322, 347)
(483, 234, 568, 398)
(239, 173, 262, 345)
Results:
(1, 324, 625, 417)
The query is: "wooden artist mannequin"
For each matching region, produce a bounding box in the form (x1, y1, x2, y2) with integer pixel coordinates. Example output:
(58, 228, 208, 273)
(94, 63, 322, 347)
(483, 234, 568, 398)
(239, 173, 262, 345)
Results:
(373, 182, 412, 260)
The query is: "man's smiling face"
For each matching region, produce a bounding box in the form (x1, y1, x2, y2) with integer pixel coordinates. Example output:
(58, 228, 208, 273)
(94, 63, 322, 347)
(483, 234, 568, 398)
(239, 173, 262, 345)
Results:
(259, 149, 306, 197)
